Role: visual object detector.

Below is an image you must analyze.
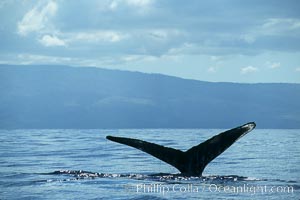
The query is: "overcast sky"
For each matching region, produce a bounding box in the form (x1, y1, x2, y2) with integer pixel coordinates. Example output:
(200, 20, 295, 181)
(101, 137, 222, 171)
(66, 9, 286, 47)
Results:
(0, 0, 300, 83)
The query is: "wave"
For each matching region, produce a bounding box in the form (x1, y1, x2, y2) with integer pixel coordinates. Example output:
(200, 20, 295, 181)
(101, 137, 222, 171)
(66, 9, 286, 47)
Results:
(39, 170, 265, 183)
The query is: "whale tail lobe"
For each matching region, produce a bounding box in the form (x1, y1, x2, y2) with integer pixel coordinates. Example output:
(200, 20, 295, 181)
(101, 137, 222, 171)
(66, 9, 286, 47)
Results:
(106, 122, 256, 176)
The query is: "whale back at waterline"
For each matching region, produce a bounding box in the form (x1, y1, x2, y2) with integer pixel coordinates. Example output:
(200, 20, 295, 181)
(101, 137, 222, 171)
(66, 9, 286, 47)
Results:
(106, 122, 256, 176)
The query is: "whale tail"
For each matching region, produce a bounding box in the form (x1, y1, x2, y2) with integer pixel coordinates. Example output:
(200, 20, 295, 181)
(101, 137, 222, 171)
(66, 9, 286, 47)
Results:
(106, 122, 256, 176)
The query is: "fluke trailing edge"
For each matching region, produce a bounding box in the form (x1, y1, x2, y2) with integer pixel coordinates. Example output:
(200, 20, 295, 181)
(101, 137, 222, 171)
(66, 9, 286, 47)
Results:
(106, 122, 256, 176)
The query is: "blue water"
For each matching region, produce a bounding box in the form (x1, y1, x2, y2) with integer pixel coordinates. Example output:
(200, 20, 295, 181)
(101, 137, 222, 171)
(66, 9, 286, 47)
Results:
(0, 129, 299, 199)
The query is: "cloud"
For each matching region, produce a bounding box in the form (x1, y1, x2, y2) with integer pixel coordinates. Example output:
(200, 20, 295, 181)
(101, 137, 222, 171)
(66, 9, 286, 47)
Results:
(243, 18, 300, 43)
(17, 0, 57, 36)
(44, 28, 184, 57)
(127, 0, 152, 6)
(14, 1, 300, 58)
(266, 61, 281, 69)
(240, 34, 256, 44)
(262, 18, 300, 32)
(296, 67, 300, 72)
(109, 0, 154, 11)
(121, 54, 156, 62)
(12, 53, 123, 67)
(241, 66, 258, 74)
(1, 0, 298, 81)
(207, 66, 217, 73)
(39, 35, 66, 47)
(16, 53, 72, 65)
(67, 31, 125, 43)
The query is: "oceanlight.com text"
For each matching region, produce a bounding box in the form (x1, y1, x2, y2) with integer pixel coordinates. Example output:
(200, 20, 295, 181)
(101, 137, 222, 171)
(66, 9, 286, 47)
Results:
(123, 183, 294, 195)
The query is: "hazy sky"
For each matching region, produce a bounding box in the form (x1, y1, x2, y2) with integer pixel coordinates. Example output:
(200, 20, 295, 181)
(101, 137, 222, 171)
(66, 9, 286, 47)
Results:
(1, 0, 300, 83)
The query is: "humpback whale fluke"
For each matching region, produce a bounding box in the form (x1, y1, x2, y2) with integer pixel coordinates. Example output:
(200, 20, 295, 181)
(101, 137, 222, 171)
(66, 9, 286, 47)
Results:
(106, 122, 256, 176)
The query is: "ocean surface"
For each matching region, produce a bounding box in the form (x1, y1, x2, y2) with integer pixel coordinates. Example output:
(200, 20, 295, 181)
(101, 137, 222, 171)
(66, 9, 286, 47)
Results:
(0, 129, 299, 199)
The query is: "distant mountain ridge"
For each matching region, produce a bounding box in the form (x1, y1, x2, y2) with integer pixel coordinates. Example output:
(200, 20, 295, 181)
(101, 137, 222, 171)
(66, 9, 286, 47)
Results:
(0, 64, 299, 129)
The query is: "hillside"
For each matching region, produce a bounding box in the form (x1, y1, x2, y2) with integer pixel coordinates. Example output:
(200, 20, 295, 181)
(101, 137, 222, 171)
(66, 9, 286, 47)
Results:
(0, 64, 299, 128)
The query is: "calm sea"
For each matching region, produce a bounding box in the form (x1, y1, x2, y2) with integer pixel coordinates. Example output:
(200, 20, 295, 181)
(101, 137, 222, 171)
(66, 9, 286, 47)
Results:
(0, 129, 299, 199)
